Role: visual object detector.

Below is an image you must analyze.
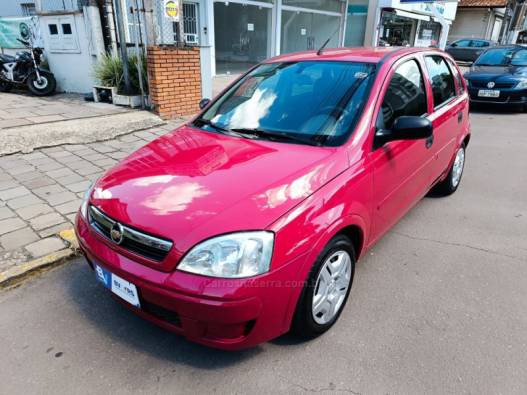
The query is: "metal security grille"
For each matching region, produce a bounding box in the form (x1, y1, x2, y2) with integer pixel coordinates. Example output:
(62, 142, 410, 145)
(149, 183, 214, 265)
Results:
(21, 3, 37, 16)
(40, 0, 82, 12)
(153, 0, 199, 45)
(183, 2, 198, 45)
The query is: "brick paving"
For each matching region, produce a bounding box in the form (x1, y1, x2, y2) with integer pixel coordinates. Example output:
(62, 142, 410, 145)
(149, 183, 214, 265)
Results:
(0, 119, 184, 272)
(0, 93, 129, 129)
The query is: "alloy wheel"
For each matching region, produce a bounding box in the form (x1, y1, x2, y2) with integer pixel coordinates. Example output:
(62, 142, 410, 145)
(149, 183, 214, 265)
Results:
(312, 250, 352, 325)
(451, 147, 465, 188)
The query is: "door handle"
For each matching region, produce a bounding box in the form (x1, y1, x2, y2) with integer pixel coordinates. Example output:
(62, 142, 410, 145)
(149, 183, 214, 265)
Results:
(458, 112, 463, 123)
(425, 134, 434, 149)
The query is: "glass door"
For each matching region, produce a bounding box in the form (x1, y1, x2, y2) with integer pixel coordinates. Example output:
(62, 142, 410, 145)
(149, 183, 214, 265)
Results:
(281, 10, 341, 54)
(213, 1, 272, 75)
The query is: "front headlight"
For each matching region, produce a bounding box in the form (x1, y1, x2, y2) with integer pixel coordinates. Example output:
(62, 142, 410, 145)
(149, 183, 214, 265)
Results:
(516, 79, 527, 89)
(178, 231, 274, 278)
(79, 182, 94, 220)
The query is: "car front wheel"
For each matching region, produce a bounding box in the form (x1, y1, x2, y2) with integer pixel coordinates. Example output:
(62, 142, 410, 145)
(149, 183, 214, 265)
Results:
(432, 143, 466, 196)
(291, 235, 355, 338)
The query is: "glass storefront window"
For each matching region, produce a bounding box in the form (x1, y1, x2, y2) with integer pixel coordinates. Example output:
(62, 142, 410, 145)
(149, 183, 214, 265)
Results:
(281, 10, 341, 54)
(282, 0, 342, 13)
(414, 21, 441, 48)
(378, 11, 416, 47)
(214, 2, 272, 74)
(345, 0, 368, 47)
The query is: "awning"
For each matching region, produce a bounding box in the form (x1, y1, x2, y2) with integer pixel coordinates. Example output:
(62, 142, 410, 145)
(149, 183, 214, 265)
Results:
(394, 9, 431, 21)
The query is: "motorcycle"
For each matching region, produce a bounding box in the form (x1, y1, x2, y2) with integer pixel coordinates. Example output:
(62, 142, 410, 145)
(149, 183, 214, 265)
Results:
(0, 38, 56, 96)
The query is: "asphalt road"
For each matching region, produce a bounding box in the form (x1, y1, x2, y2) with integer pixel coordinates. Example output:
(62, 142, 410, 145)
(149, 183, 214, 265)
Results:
(1, 109, 527, 394)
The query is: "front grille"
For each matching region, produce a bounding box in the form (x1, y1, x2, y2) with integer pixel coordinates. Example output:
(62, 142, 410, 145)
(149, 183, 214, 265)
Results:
(88, 205, 173, 262)
(470, 80, 516, 89)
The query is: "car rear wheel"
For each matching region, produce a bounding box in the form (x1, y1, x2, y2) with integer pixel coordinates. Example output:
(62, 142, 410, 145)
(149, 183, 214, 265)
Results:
(432, 143, 466, 196)
(291, 235, 355, 338)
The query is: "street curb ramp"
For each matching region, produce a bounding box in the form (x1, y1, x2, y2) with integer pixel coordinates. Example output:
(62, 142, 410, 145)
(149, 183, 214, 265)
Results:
(0, 229, 79, 289)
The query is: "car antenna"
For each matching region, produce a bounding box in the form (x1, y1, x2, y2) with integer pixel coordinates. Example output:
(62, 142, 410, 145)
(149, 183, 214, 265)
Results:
(317, 27, 340, 56)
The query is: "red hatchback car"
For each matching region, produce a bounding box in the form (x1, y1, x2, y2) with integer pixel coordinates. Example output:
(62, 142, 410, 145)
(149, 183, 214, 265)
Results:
(75, 47, 470, 350)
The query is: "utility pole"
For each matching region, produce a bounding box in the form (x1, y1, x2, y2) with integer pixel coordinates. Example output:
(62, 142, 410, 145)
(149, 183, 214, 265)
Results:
(113, 0, 132, 94)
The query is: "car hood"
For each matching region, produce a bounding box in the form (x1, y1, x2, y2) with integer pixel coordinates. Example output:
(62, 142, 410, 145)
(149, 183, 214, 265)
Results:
(90, 125, 346, 255)
(466, 65, 527, 80)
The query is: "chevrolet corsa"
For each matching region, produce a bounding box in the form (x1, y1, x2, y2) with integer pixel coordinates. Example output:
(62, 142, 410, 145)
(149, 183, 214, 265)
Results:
(75, 47, 470, 350)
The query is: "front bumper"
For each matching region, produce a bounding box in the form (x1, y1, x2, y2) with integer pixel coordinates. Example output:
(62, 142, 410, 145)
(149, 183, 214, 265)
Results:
(75, 213, 307, 350)
(467, 87, 527, 105)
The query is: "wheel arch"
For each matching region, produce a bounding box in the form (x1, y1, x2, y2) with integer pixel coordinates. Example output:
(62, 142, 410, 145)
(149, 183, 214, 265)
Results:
(334, 224, 365, 261)
(462, 133, 471, 148)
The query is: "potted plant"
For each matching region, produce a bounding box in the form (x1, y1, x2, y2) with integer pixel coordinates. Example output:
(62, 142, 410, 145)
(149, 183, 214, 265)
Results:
(92, 53, 148, 108)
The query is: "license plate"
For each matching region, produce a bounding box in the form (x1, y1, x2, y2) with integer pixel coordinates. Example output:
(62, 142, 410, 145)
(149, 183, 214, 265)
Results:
(94, 264, 141, 308)
(478, 89, 500, 98)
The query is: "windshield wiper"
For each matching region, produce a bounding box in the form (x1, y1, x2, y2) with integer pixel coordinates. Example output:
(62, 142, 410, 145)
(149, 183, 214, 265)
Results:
(230, 128, 322, 146)
(193, 118, 230, 133)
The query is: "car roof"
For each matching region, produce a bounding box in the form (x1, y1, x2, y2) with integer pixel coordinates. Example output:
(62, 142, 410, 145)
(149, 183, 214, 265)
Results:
(456, 38, 492, 41)
(265, 46, 442, 64)
(484, 45, 525, 49)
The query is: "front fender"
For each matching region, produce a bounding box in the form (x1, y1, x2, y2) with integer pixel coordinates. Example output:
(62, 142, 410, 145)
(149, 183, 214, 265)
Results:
(268, 163, 373, 332)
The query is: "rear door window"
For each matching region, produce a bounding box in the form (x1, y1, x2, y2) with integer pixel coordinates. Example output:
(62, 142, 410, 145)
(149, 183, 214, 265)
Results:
(454, 40, 471, 47)
(425, 55, 456, 108)
(470, 40, 489, 48)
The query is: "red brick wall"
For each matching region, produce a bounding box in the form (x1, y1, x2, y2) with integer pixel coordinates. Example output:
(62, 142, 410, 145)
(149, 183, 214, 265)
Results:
(147, 46, 202, 119)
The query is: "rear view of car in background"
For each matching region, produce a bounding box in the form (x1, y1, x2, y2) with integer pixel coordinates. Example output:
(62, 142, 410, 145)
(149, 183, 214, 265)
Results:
(464, 45, 527, 110)
(446, 39, 496, 63)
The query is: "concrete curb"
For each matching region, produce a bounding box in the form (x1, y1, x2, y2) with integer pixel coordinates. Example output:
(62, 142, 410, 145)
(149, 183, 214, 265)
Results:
(0, 229, 79, 289)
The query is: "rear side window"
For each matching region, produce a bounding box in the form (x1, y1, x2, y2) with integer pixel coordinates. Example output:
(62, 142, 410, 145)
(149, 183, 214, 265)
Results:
(378, 59, 428, 130)
(425, 56, 456, 108)
(471, 40, 489, 48)
(454, 40, 471, 47)
(447, 59, 465, 95)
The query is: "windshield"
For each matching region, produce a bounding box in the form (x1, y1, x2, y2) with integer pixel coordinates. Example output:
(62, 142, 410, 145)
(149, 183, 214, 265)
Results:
(475, 48, 527, 66)
(195, 61, 375, 146)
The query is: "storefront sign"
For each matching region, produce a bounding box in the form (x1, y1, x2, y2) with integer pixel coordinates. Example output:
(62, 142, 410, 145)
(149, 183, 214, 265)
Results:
(164, 0, 180, 22)
(0, 16, 41, 49)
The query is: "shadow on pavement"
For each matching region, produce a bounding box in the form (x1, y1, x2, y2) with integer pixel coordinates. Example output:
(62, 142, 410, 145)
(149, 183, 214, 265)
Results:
(63, 261, 264, 368)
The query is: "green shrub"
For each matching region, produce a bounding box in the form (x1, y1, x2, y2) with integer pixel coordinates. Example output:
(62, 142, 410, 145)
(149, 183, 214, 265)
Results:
(93, 52, 148, 95)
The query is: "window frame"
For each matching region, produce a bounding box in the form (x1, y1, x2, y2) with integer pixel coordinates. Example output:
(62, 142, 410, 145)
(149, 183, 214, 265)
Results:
(446, 58, 465, 96)
(424, 54, 457, 110)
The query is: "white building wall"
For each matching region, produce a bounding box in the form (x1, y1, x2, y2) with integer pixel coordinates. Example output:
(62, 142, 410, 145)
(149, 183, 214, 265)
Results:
(39, 8, 105, 93)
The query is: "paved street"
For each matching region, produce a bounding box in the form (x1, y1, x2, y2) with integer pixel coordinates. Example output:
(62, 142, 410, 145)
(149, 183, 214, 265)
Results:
(0, 109, 526, 394)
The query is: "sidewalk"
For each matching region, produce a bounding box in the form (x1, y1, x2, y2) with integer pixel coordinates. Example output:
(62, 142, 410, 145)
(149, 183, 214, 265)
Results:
(0, 119, 185, 281)
(0, 92, 129, 129)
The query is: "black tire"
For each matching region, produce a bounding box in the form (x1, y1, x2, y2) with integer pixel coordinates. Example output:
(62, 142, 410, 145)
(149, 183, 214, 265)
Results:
(27, 70, 56, 96)
(0, 80, 13, 93)
(291, 235, 355, 339)
(432, 143, 466, 196)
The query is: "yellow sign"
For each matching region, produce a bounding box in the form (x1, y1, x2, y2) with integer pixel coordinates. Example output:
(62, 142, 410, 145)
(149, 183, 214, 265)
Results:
(164, 0, 179, 21)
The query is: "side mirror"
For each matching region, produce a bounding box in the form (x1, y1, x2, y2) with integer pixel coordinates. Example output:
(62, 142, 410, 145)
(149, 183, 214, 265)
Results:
(375, 116, 432, 147)
(199, 98, 211, 110)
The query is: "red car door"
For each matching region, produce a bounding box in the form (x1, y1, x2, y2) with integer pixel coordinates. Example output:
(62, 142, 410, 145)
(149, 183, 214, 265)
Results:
(369, 57, 436, 244)
(423, 54, 466, 183)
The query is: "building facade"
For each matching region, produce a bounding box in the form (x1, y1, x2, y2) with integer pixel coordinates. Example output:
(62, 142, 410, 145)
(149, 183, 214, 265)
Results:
(448, 0, 506, 43)
(371, 0, 458, 49)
